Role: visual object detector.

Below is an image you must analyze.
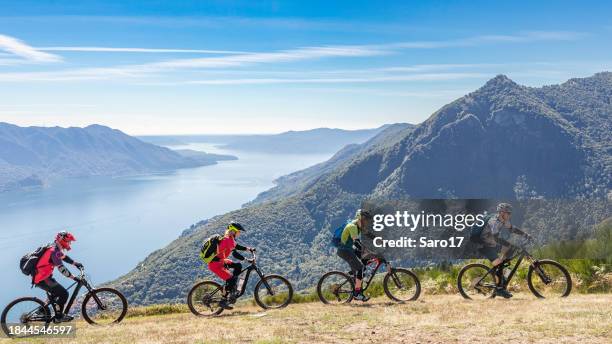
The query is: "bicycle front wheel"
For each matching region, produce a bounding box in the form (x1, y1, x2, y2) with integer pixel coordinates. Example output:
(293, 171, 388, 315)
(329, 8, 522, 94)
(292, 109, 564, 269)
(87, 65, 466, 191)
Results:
(457, 263, 496, 300)
(187, 281, 224, 316)
(383, 268, 421, 302)
(1, 297, 51, 338)
(81, 288, 128, 325)
(316, 271, 354, 304)
(527, 260, 572, 298)
(254, 275, 293, 309)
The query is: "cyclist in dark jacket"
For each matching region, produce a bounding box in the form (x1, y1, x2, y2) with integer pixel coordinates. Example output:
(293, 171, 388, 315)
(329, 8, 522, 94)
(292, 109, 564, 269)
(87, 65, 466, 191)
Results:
(480, 203, 531, 298)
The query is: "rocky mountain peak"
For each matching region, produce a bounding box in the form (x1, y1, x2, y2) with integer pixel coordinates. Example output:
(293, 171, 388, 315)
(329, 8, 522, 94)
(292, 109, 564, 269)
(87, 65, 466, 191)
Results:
(479, 74, 521, 92)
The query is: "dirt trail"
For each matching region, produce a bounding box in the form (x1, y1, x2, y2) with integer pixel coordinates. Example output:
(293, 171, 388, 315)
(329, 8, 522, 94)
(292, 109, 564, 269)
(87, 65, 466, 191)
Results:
(2, 294, 611, 343)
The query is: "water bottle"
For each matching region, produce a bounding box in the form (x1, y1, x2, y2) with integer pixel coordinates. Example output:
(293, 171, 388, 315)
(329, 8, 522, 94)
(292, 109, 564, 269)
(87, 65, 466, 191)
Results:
(503, 268, 511, 280)
(237, 275, 246, 291)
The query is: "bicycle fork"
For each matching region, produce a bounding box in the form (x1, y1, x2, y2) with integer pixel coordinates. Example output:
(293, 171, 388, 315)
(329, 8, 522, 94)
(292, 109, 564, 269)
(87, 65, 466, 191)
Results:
(83, 283, 107, 311)
(256, 268, 275, 295)
(387, 264, 405, 289)
(531, 262, 552, 285)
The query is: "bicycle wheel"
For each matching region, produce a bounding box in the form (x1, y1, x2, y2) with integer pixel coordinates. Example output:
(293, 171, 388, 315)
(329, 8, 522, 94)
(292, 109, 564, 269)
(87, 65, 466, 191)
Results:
(383, 268, 421, 302)
(316, 271, 354, 304)
(254, 275, 293, 309)
(457, 263, 496, 300)
(1, 297, 51, 338)
(187, 281, 224, 316)
(527, 260, 572, 298)
(81, 288, 128, 325)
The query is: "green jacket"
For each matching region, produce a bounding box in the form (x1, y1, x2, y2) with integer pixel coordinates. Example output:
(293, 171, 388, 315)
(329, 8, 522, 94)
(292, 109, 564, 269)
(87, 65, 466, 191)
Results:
(339, 220, 360, 249)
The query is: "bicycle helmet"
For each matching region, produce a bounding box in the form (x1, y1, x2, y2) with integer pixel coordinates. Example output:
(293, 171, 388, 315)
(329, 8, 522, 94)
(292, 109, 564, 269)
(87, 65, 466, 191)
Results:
(496, 203, 513, 213)
(355, 209, 373, 221)
(227, 222, 246, 233)
(56, 231, 76, 250)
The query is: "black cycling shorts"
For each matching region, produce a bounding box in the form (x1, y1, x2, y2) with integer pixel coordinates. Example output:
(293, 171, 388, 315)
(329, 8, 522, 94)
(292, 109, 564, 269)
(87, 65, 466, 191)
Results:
(480, 245, 501, 261)
(337, 247, 364, 277)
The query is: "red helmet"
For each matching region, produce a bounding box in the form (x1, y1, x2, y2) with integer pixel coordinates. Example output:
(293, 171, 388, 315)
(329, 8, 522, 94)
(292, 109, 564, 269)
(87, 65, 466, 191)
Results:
(56, 231, 76, 250)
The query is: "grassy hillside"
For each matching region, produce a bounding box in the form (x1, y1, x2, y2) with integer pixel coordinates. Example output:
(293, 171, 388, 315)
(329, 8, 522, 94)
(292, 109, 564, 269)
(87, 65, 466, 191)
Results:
(3, 294, 610, 343)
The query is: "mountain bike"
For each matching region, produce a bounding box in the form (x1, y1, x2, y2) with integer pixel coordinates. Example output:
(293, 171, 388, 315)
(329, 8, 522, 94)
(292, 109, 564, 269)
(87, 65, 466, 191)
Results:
(457, 242, 572, 299)
(1, 268, 128, 338)
(187, 250, 293, 316)
(317, 253, 421, 304)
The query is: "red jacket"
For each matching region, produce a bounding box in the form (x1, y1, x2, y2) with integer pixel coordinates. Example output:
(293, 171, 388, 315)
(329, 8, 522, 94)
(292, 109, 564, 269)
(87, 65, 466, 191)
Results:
(33, 245, 64, 284)
(215, 235, 236, 261)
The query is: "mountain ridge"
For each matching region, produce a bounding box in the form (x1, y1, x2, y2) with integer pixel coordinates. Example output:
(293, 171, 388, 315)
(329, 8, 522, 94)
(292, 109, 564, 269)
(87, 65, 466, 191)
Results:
(0, 123, 235, 192)
(140, 126, 392, 154)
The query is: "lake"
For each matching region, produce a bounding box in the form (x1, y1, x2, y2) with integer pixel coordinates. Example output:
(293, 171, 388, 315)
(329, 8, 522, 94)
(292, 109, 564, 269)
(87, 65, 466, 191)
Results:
(0, 142, 331, 307)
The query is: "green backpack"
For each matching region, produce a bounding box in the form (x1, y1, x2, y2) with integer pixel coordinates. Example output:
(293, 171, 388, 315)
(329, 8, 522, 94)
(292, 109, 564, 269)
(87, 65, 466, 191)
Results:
(199, 235, 222, 264)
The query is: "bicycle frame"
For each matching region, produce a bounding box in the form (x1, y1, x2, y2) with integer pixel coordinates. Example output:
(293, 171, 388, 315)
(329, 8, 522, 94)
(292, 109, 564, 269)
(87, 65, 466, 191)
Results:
(45, 269, 103, 315)
(359, 257, 392, 292)
(475, 247, 534, 290)
(231, 252, 274, 298)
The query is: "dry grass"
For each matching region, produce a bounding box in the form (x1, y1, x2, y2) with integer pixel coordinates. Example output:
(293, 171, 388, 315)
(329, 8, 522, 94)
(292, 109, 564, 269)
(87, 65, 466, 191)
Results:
(2, 294, 611, 344)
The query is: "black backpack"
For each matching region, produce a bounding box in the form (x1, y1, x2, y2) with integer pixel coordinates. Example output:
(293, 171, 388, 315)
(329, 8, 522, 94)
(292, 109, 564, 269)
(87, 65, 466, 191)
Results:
(20, 245, 50, 276)
(469, 214, 493, 243)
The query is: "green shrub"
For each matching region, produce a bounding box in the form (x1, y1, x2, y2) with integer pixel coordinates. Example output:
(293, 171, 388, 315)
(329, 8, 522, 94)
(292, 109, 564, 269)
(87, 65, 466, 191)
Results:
(126, 304, 190, 318)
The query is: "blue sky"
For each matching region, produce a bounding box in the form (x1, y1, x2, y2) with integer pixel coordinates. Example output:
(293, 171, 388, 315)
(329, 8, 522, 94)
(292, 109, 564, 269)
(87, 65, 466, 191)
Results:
(0, 0, 610, 134)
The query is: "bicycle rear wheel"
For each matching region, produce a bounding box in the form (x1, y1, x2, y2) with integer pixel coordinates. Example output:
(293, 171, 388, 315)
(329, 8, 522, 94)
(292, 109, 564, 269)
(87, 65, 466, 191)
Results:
(254, 275, 293, 309)
(81, 288, 128, 325)
(383, 268, 421, 302)
(457, 263, 496, 300)
(316, 271, 354, 304)
(187, 281, 224, 316)
(527, 260, 572, 298)
(1, 297, 51, 338)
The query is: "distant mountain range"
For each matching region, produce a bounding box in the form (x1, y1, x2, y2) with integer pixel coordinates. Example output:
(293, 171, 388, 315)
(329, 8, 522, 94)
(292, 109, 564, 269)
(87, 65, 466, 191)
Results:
(0, 123, 236, 192)
(139, 126, 390, 154)
(247, 123, 415, 205)
(107, 73, 611, 305)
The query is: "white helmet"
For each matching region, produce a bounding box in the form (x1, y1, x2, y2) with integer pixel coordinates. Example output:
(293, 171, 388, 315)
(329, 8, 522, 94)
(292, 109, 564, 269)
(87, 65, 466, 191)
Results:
(496, 203, 513, 213)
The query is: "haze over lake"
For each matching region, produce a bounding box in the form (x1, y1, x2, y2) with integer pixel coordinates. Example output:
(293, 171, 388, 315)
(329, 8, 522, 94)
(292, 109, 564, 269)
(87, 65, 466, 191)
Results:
(0, 141, 331, 307)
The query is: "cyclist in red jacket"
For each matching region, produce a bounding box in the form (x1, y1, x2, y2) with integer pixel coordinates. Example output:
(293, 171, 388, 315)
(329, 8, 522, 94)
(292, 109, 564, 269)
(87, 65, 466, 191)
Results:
(33, 231, 83, 322)
(207, 222, 253, 309)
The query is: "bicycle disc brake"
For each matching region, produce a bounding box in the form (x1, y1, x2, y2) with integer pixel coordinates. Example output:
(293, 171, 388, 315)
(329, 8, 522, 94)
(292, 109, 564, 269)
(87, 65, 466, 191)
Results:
(470, 278, 487, 294)
(329, 283, 343, 301)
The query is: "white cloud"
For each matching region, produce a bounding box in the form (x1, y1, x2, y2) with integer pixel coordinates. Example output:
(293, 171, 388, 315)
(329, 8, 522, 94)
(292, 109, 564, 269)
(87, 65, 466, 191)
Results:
(388, 31, 584, 49)
(296, 87, 467, 98)
(0, 31, 585, 82)
(0, 34, 61, 63)
(140, 45, 390, 70)
(0, 59, 29, 66)
(0, 45, 390, 81)
(179, 72, 489, 85)
(38, 46, 249, 54)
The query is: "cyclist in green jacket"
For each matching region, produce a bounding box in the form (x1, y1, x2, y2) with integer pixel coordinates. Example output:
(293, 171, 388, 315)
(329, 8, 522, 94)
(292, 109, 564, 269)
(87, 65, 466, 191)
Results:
(337, 209, 373, 301)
